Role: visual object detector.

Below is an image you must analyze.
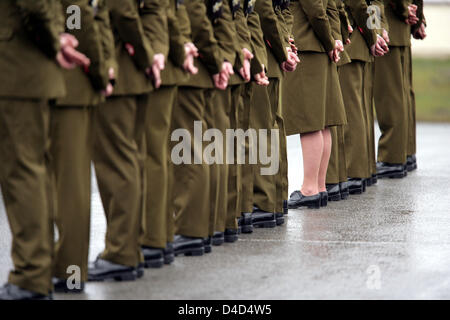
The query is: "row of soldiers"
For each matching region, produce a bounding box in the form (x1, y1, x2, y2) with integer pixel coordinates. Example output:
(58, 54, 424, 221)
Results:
(0, 0, 425, 300)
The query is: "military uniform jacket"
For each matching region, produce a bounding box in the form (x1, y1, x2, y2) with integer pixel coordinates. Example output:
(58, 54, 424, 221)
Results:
(384, 0, 412, 47)
(57, 0, 113, 107)
(289, 0, 335, 53)
(180, 0, 223, 88)
(328, 0, 351, 65)
(343, 0, 378, 62)
(246, 1, 269, 76)
(255, 0, 289, 79)
(0, 0, 65, 99)
(106, 0, 154, 96)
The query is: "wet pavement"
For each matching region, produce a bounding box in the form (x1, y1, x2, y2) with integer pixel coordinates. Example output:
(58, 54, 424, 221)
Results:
(1, 122, 449, 299)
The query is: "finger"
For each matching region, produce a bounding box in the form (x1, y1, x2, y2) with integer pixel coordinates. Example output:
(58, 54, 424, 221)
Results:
(152, 65, 161, 89)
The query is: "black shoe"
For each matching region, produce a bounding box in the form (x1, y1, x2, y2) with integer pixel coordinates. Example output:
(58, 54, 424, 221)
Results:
(288, 191, 321, 209)
(376, 162, 407, 179)
(204, 237, 212, 253)
(238, 212, 253, 234)
(164, 242, 175, 265)
(362, 178, 367, 192)
(283, 200, 288, 215)
(407, 155, 417, 172)
(173, 235, 205, 257)
(141, 246, 164, 268)
(339, 182, 349, 200)
(252, 207, 277, 228)
(275, 212, 285, 226)
(366, 176, 373, 187)
(53, 278, 85, 294)
(224, 228, 239, 243)
(0, 284, 53, 300)
(348, 178, 364, 195)
(371, 174, 378, 185)
(326, 184, 341, 201)
(88, 257, 141, 282)
(320, 191, 328, 207)
(212, 232, 225, 246)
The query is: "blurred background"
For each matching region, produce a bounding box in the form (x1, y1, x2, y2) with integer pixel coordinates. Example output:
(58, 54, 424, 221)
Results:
(411, 0, 450, 122)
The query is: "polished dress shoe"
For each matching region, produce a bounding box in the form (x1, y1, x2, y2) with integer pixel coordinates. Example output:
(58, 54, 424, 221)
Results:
(224, 228, 239, 243)
(88, 257, 141, 282)
(339, 182, 349, 200)
(204, 237, 212, 253)
(320, 191, 328, 207)
(238, 212, 253, 234)
(275, 212, 285, 226)
(407, 154, 417, 172)
(212, 232, 225, 246)
(142, 246, 165, 268)
(252, 207, 276, 228)
(173, 235, 204, 257)
(288, 191, 321, 209)
(326, 184, 341, 201)
(376, 162, 407, 179)
(348, 178, 364, 195)
(0, 284, 52, 300)
(365, 176, 373, 187)
(283, 200, 288, 215)
(53, 278, 85, 294)
(164, 242, 175, 265)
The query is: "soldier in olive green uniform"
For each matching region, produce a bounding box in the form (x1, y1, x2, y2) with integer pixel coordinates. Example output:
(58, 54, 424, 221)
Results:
(50, 0, 114, 293)
(171, 0, 227, 256)
(140, 0, 198, 267)
(325, 0, 352, 201)
(0, 0, 71, 300)
(374, 0, 415, 178)
(406, 0, 426, 171)
(285, 0, 347, 210)
(249, 0, 291, 227)
(89, 0, 157, 281)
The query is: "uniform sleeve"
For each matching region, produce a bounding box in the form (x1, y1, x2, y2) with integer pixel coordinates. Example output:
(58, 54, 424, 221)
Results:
(371, 0, 388, 33)
(390, 0, 410, 21)
(247, 9, 268, 74)
(16, 0, 62, 58)
(254, 0, 288, 64)
(281, 3, 294, 37)
(177, 2, 193, 43)
(301, 0, 335, 52)
(212, 0, 242, 67)
(345, 0, 377, 47)
(411, 0, 424, 34)
(106, 0, 154, 71)
(141, 0, 170, 56)
(337, 0, 350, 43)
(234, 2, 253, 52)
(96, 0, 118, 76)
(168, 1, 187, 68)
(327, 0, 342, 41)
(185, 0, 223, 75)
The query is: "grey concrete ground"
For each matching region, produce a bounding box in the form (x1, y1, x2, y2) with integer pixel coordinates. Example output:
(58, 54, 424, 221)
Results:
(1, 122, 450, 299)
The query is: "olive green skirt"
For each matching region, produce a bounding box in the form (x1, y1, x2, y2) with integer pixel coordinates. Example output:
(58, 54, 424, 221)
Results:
(282, 51, 347, 135)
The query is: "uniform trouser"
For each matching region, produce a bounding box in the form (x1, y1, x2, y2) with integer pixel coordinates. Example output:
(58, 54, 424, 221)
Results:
(50, 106, 92, 282)
(93, 95, 147, 267)
(252, 77, 286, 213)
(364, 62, 377, 176)
(140, 86, 177, 249)
(0, 98, 53, 295)
(173, 87, 212, 239)
(326, 126, 347, 184)
(374, 46, 409, 164)
(208, 88, 230, 234)
(239, 83, 255, 215)
(225, 84, 244, 230)
(251, 82, 276, 213)
(405, 47, 416, 156)
(339, 61, 371, 179)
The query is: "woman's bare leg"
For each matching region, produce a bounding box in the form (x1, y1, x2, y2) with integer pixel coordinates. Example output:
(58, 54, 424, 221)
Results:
(318, 128, 332, 193)
(300, 131, 323, 196)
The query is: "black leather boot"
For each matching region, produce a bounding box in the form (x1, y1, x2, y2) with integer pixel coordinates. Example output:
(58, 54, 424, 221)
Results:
(407, 155, 417, 172)
(53, 278, 85, 294)
(348, 178, 364, 195)
(252, 207, 276, 228)
(0, 284, 52, 300)
(173, 235, 204, 257)
(88, 257, 142, 282)
(238, 212, 253, 234)
(212, 232, 225, 246)
(326, 184, 341, 201)
(376, 162, 407, 179)
(320, 191, 328, 207)
(224, 228, 239, 243)
(164, 242, 175, 265)
(275, 212, 285, 226)
(142, 246, 164, 268)
(339, 182, 349, 200)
